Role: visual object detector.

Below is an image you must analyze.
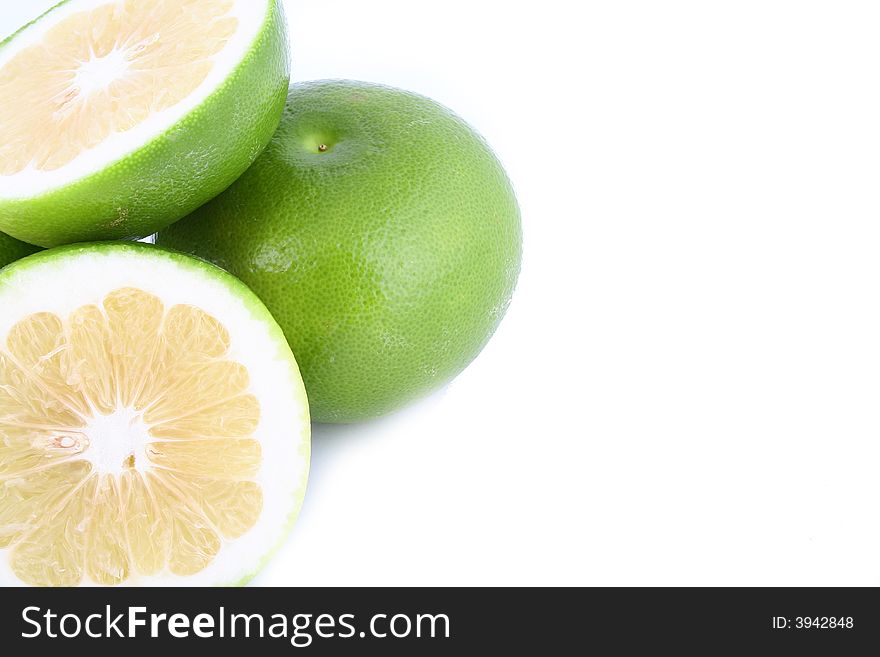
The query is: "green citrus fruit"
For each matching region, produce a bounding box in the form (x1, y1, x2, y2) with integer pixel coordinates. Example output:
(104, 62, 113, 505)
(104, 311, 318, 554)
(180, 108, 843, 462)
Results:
(158, 80, 522, 423)
(0, 242, 309, 586)
(0, 0, 289, 247)
(0, 231, 39, 269)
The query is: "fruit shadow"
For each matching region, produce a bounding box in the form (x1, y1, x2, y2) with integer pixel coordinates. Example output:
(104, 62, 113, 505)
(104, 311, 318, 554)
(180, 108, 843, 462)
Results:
(306, 384, 451, 496)
(251, 387, 450, 584)
(307, 421, 361, 480)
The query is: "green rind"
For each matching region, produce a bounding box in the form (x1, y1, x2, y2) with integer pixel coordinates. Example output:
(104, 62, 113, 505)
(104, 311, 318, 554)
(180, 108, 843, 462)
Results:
(0, 242, 311, 587)
(0, 231, 40, 270)
(0, 0, 67, 49)
(0, 0, 290, 247)
(159, 80, 523, 423)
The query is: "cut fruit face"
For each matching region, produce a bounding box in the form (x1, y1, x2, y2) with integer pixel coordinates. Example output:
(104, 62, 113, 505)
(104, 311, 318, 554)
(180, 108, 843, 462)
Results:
(0, 243, 309, 586)
(0, 0, 271, 199)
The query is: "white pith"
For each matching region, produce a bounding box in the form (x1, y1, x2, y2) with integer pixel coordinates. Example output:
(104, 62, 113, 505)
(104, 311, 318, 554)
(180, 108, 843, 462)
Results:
(73, 48, 131, 97)
(81, 409, 151, 476)
(0, 247, 310, 587)
(0, 0, 270, 200)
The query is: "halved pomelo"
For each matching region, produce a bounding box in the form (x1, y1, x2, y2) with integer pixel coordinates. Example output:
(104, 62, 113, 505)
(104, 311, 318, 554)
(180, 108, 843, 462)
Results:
(0, 243, 309, 586)
(0, 0, 289, 247)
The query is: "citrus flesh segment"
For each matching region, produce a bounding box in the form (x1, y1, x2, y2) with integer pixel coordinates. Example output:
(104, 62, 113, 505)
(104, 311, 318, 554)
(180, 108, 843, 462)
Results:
(0, 244, 309, 586)
(0, 0, 289, 247)
(0, 0, 239, 175)
(0, 0, 246, 180)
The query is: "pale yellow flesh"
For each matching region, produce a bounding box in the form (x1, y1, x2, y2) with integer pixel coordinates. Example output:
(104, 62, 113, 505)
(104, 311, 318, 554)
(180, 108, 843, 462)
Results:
(0, 0, 239, 175)
(0, 288, 262, 586)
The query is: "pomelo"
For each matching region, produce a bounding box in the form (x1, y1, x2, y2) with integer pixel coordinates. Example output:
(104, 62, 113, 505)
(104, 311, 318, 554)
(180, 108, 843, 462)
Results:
(0, 231, 39, 270)
(0, 0, 290, 247)
(0, 242, 309, 586)
(158, 80, 522, 423)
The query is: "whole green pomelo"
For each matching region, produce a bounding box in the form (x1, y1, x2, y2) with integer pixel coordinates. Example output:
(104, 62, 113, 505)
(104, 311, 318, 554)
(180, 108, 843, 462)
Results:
(158, 80, 522, 423)
(0, 231, 39, 269)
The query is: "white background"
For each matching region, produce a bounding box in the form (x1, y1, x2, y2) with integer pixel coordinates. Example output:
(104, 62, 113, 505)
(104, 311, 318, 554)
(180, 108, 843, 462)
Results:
(4, 1, 880, 586)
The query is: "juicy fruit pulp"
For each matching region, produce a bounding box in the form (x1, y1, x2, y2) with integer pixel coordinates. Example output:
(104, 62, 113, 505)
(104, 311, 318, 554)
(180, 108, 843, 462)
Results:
(158, 80, 523, 422)
(0, 0, 238, 174)
(0, 0, 289, 247)
(1, 289, 261, 586)
(0, 243, 309, 586)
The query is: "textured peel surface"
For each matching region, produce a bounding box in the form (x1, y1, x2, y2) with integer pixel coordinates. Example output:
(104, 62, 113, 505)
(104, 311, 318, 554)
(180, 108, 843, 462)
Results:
(0, 287, 262, 586)
(0, 0, 238, 175)
(157, 80, 523, 422)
